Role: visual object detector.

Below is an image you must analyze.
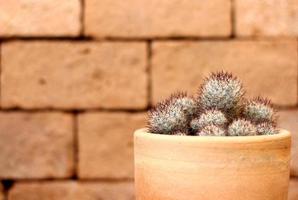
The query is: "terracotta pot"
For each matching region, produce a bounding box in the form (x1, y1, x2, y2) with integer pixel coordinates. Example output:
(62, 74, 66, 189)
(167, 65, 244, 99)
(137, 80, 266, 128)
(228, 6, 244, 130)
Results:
(134, 128, 291, 200)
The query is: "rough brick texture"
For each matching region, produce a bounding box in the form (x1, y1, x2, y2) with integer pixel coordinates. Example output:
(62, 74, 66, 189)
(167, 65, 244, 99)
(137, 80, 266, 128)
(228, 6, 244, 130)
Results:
(289, 179, 298, 200)
(8, 182, 134, 200)
(0, 0, 81, 37)
(279, 110, 298, 177)
(152, 40, 297, 106)
(1, 41, 148, 109)
(78, 112, 146, 179)
(236, 0, 298, 36)
(0, 112, 74, 179)
(85, 0, 231, 38)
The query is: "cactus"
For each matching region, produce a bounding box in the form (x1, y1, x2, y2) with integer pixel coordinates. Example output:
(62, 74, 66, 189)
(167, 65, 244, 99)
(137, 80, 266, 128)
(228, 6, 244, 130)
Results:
(256, 122, 278, 135)
(148, 92, 196, 135)
(172, 93, 198, 117)
(243, 97, 276, 125)
(148, 71, 279, 136)
(197, 125, 226, 136)
(198, 72, 244, 118)
(190, 109, 227, 132)
(228, 119, 257, 136)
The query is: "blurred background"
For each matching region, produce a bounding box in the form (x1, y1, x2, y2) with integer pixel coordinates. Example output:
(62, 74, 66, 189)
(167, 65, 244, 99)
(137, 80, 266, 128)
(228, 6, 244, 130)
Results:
(0, 0, 297, 199)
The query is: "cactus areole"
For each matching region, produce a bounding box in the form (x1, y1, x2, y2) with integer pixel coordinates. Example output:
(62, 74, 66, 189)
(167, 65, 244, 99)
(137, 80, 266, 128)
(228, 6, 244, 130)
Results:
(134, 71, 291, 200)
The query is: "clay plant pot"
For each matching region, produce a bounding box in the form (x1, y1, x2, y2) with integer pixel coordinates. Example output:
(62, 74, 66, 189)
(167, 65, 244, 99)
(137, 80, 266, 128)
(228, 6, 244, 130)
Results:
(134, 128, 291, 200)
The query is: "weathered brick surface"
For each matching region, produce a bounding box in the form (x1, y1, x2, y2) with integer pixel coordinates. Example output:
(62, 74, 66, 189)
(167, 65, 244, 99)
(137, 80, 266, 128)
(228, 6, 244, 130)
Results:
(78, 112, 146, 179)
(85, 0, 231, 38)
(8, 182, 134, 200)
(0, 0, 81, 37)
(279, 110, 298, 177)
(236, 0, 298, 36)
(152, 40, 297, 106)
(289, 179, 298, 200)
(0, 112, 74, 179)
(1, 41, 148, 109)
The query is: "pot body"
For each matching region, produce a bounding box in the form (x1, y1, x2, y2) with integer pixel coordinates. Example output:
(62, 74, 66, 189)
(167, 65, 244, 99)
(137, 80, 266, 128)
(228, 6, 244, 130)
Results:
(134, 129, 291, 200)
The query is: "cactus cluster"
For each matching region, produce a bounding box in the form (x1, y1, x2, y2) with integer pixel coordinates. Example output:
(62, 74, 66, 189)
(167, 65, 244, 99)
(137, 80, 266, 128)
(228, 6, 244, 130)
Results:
(148, 71, 279, 136)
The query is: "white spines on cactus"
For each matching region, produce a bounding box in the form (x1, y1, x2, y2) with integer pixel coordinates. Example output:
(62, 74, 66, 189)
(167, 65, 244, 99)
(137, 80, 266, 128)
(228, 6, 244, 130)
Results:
(190, 109, 227, 132)
(228, 119, 257, 136)
(173, 94, 198, 117)
(190, 118, 200, 132)
(256, 122, 278, 135)
(148, 102, 188, 135)
(198, 72, 244, 117)
(197, 125, 226, 136)
(147, 71, 280, 136)
(243, 97, 276, 125)
(148, 92, 197, 135)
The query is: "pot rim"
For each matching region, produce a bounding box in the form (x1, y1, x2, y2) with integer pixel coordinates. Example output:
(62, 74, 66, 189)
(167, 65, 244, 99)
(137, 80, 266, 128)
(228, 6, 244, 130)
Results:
(135, 128, 291, 144)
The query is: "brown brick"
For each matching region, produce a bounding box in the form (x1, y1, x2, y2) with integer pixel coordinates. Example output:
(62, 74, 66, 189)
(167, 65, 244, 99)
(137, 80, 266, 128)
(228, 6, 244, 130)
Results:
(0, 0, 80, 37)
(0, 112, 74, 179)
(8, 181, 134, 200)
(236, 0, 298, 37)
(152, 40, 297, 106)
(289, 179, 298, 200)
(78, 112, 146, 179)
(279, 110, 298, 177)
(85, 0, 231, 38)
(1, 41, 147, 109)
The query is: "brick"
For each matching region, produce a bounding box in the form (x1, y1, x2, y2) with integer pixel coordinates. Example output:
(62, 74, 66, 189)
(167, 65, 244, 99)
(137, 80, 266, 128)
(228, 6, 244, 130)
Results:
(85, 0, 231, 38)
(236, 0, 298, 36)
(0, 112, 74, 179)
(152, 40, 297, 106)
(289, 179, 298, 200)
(1, 41, 147, 109)
(78, 112, 146, 179)
(8, 181, 134, 200)
(0, 0, 80, 37)
(279, 110, 298, 177)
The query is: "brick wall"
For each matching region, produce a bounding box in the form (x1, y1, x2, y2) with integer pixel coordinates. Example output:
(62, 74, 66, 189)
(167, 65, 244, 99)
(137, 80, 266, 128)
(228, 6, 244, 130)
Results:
(0, 0, 297, 199)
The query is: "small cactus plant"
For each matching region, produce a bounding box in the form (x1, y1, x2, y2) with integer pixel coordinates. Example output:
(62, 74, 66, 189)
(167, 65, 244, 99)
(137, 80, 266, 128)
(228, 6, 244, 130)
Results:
(243, 97, 276, 125)
(172, 93, 198, 117)
(197, 125, 226, 136)
(198, 72, 244, 118)
(190, 109, 227, 133)
(148, 71, 279, 136)
(256, 122, 278, 135)
(148, 92, 197, 135)
(242, 97, 277, 135)
(228, 119, 257, 136)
